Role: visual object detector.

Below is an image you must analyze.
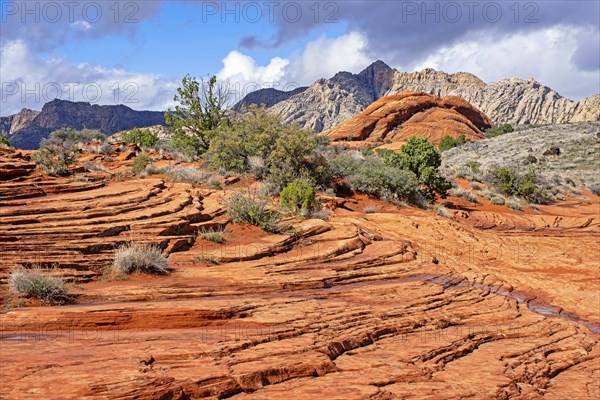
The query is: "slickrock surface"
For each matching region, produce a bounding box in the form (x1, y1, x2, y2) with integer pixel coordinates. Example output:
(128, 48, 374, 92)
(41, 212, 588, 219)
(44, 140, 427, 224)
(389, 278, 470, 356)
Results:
(325, 92, 491, 147)
(1, 147, 599, 399)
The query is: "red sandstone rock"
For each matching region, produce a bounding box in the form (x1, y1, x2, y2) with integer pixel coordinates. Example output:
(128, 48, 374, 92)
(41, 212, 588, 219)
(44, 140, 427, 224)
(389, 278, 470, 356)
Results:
(324, 92, 492, 146)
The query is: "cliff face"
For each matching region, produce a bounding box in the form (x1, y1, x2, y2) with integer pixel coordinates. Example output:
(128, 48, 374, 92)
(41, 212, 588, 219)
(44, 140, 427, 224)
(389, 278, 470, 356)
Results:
(238, 61, 599, 132)
(4, 99, 165, 149)
(0, 109, 40, 139)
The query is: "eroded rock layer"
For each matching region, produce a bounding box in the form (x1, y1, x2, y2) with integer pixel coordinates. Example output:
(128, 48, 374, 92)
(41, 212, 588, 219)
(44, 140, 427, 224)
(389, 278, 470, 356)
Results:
(324, 92, 492, 146)
(0, 148, 599, 400)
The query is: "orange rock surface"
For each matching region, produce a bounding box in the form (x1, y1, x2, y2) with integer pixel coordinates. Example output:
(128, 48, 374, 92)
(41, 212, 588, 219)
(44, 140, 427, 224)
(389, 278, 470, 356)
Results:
(0, 147, 599, 400)
(324, 92, 492, 147)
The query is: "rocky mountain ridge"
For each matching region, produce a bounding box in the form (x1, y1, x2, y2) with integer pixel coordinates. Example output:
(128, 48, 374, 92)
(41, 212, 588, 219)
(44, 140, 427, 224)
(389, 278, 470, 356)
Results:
(1, 99, 165, 149)
(241, 61, 600, 132)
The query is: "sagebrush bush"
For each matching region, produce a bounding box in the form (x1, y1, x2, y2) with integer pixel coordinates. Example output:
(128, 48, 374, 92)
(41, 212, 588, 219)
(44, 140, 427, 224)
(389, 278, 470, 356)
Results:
(347, 157, 419, 201)
(491, 196, 506, 205)
(113, 243, 169, 275)
(363, 205, 378, 214)
(280, 180, 316, 213)
(452, 188, 479, 203)
(507, 199, 522, 211)
(435, 205, 451, 218)
(588, 183, 600, 196)
(8, 268, 69, 304)
(131, 153, 152, 174)
(163, 166, 212, 184)
(32, 146, 77, 176)
(224, 190, 283, 233)
(42, 128, 104, 148)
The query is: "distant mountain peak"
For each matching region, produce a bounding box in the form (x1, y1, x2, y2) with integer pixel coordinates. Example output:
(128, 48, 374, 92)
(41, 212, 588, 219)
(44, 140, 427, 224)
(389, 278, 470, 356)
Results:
(3, 99, 165, 149)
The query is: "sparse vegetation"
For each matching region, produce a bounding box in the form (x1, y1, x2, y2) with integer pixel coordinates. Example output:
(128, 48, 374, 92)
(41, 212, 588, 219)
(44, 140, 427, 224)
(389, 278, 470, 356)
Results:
(280, 180, 316, 213)
(113, 243, 169, 275)
(490, 196, 506, 205)
(0, 136, 10, 147)
(379, 137, 452, 201)
(434, 205, 451, 218)
(487, 166, 548, 203)
(8, 268, 69, 304)
(32, 146, 77, 176)
(197, 227, 225, 243)
(42, 128, 104, 147)
(485, 124, 513, 138)
(363, 205, 378, 214)
(224, 190, 284, 233)
(451, 188, 479, 203)
(131, 153, 152, 174)
(439, 134, 467, 152)
(205, 105, 329, 190)
(120, 127, 159, 148)
(507, 199, 522, 211)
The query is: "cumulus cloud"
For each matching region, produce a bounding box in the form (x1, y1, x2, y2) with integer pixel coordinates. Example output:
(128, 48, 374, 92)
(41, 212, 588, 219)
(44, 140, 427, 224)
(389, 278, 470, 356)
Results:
(0, 40, 178, 116)
(411, 26, 599, 100)
(217, 31, 373, 103)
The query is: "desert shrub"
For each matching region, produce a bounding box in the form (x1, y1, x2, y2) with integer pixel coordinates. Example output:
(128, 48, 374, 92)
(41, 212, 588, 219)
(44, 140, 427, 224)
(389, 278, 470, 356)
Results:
(487, 166, 547, 203)
(588, 184, 600, 196)
(490, 196, 505, 205)
(363, 205, 378, 214)
(310, 207, 333, 220)
(131, 153, 152, 174)
(8, 268, 69, 304)
(470, 182, 481, 191)
(379, 137, 451, 201)
(162, 165, 211, 184)
(113, 243, 168, 275)
(452, 188, 479, 203)
(99, 142, 114, 155)
(83, 161, 107, 172)
(328, 151, 363, 177)
(485, 124, 514, 138)
(347, 156, 419, 201)
(224, 190, 283, 233)
(120, 127, 159, 148)
(171, 131, 204, 160)
(434, 205, 451, 218)
(507, 199, 522, 211)
(197, 227, 225, 243)
(43, 128, 104, 148)
(280, 180, 316, 213)
(206, 106, 328, 190)
(0, 136, 10, 147)
(439, 134, 467, 152)
(32, 146, 77, 176)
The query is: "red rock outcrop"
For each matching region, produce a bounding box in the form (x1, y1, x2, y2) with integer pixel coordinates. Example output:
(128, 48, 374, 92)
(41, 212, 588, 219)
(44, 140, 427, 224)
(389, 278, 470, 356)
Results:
(0, 146, 599, 400)
(324, 92, 492, 147)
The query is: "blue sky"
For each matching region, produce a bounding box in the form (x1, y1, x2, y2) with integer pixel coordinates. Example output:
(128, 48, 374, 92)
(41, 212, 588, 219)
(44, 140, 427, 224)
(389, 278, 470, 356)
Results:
(1, 1, 598, 115)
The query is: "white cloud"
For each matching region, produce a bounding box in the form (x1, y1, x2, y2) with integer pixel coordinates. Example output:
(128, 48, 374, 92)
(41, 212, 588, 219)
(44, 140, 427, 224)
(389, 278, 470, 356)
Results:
(0, 40, 179, 116)
(216, 31, 373, 103)
(411, 26, 599, 100)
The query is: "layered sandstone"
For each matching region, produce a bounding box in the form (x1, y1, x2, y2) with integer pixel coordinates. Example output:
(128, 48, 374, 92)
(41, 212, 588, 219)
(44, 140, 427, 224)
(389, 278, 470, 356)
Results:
(325, 92, 492, 146)
(0, 146, 598, 399)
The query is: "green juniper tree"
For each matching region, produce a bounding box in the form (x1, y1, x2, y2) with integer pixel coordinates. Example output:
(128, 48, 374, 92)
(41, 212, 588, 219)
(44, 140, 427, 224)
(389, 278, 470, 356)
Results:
(165, 75, 230, 156)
